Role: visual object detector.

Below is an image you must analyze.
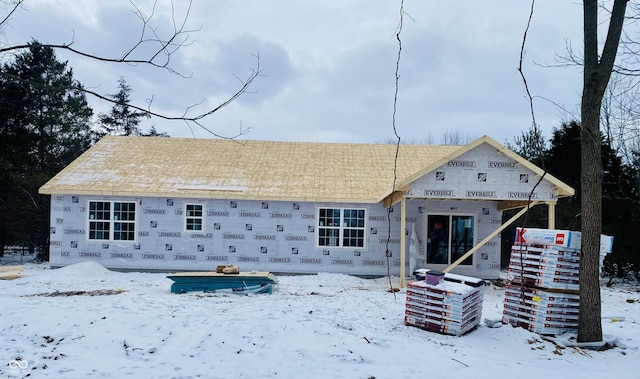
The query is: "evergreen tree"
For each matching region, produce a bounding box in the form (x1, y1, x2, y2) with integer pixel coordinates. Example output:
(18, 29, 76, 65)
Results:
(507, 127, 547, 165)
(503, 121, 640, 280)
(545, 121, 638, 238)
(0, 41, 94, 259)
(142, 126, 169, 137)
(98, 77, 151, 136)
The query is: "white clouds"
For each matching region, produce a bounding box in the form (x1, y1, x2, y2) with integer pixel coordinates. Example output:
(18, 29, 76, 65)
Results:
(2, 0, 587, 143)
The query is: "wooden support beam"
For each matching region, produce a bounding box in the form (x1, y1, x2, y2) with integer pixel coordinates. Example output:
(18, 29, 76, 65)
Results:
(400, 197, 407, 288)
(497, 200, 530, 211)
(383, 190, 405, 208)
(443, 201, 541, 273)
(547, 201, 556, 229)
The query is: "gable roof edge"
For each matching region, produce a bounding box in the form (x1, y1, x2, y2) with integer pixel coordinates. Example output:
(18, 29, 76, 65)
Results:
(376, 135, 574, 203)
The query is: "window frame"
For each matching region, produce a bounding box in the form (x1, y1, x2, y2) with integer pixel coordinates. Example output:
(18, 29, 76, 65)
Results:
(317, 207, 366, 248)
(87, 200, 137, 242)
(185, 203, 204, 232)
(425, 213, 475, 266)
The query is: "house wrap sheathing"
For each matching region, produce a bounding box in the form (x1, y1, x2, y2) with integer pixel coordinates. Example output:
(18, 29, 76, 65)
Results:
(39, 135, 574, 280)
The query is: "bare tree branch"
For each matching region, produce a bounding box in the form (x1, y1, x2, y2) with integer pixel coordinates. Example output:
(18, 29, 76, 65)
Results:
(81, 53, 262, 139)
(0, 0, 23, 30)
(0, 0, 262, 138)
(384, 0, 405, 293)
(517, 0, 548, 169)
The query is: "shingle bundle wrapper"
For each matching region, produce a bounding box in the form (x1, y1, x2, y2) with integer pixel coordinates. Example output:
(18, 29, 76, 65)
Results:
(503, 283, 579, 335)
(405, 271, 484, 336)
(503, 227, 613, 335)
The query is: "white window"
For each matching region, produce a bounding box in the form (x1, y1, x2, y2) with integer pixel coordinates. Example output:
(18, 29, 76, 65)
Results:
(88, 201, 136, 241)
(318, 208, 366, 248)
(185, 203, 204, 231)
(426, 214, 474, 265)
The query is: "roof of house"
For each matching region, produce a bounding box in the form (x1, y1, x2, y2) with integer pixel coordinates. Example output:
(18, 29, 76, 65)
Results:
(39, 135, 574, 203)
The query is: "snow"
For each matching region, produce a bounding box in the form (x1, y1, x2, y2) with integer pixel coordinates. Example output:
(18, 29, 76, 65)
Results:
(0, 260, 638, 379)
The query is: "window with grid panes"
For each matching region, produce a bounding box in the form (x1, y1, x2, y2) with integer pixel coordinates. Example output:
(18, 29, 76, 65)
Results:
(318, 208, 366, 248)
(88, 201, 136, 241)
(88, 201, 110, 240)
(185, 204, 203, 231)
(113, 202, 136, 240)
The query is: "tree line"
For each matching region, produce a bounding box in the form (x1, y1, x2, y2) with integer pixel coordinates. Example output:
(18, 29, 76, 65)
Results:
(505, 121, 640, 282)
(2, 41, 640, 286)
(0, 42, 160, 259)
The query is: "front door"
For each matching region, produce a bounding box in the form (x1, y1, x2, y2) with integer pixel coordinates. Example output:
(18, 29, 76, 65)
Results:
(425, 214, 474, 266)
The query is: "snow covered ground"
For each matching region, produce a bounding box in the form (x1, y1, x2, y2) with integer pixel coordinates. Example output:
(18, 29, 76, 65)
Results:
(0, 259, 637, 379)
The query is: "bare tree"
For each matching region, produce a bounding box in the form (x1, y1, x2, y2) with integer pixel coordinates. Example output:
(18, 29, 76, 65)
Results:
(0, 0, 261, 138)
(580, 0, 628, 343)
(599, 71, 640, 163)
(521, 0, 629, 343)
(440, 129, 473, 146)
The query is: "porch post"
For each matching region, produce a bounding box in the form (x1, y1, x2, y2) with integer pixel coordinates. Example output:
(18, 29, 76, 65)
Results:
(400, 197, 407, 288)
(547, 201, 556, 229)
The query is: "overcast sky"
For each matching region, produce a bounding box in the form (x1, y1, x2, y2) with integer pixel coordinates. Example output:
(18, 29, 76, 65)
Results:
(3, 1, 585, 145)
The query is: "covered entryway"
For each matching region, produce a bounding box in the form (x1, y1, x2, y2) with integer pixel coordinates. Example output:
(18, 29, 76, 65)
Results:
(380, 136, 574, 287)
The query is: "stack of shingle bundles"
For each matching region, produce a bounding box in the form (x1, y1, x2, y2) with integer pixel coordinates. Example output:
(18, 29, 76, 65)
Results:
(502, 228, 582, 335)
(507, 244, 581, 291)
(503, 283, 580, 335)
(405, 271, 484, 336)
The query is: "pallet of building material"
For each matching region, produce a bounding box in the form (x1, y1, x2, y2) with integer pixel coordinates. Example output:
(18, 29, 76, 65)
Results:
(0, 265, 24, 280)
(502, 283, 580, 335)
(504, 283, 579, 303)
(405, 297, 477, 315)
(507, 265, 580, 289)
(506, 271, 580, 291)
(406, 286, 480, 302)
(405, 288, 483, 309)
(405, 313, 481, 336)
(515, 227, 582, 249)
(504, 283, 580, 302)
(507, 262, 579, 278)
(502, 302, 579, 323)
(407, 281, 484, 301)
(510, 245, 581, 263)
(511, 247, 581, 261)
(503, 295, 580, 315)
(507, 262, 580, 278)
(405, 296, 483, 316)
(167, 271, 278, 294)
(501, 314, 578, 335)
(502, 302, 579, 322)
(404, 310, 483, 331)
(508, 255, 581, 271)
(502, 308, 579, 328)
(406, 293, 482, 314)
(404, 274, 483, 336)
(405, 303, 483, 324)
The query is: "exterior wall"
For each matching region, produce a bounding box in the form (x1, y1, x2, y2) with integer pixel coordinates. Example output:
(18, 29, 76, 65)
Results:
(47, 194, 502, 278)
(404, 199, 501, 278)
(406, 143, 558, 201)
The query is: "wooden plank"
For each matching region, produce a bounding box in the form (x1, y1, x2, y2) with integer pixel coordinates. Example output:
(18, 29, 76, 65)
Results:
(167, 271, 272, 278)
(0, 265, 24, 272)
(0, 271, 23, 280)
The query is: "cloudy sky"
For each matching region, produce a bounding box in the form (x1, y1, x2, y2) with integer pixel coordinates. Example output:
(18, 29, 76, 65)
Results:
(2, 1, 586, 144)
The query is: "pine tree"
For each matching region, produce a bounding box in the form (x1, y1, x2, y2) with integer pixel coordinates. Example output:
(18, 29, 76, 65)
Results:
(0, 40, 94, 259)
(98, 77, 150, 136)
